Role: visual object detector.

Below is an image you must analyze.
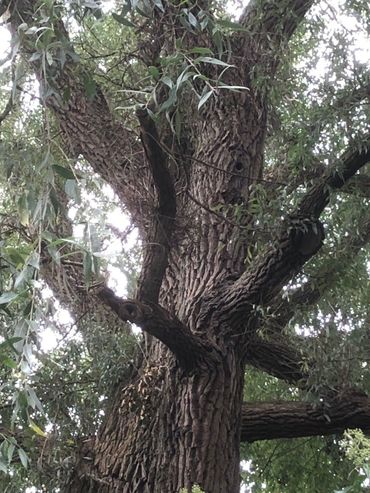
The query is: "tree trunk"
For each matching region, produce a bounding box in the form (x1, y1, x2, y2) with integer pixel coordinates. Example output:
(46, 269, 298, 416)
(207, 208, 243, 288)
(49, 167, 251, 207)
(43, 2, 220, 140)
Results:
(68, 344, 245, 493)
(6, 1, 370, 492)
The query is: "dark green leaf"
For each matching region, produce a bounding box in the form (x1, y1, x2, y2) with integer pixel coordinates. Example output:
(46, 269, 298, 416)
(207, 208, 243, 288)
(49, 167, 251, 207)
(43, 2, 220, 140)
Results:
(52, 165, 76, 180)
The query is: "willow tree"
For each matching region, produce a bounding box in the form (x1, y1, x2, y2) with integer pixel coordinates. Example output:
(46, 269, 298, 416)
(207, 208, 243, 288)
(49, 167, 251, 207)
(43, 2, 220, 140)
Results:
(0, 0, 370, 491)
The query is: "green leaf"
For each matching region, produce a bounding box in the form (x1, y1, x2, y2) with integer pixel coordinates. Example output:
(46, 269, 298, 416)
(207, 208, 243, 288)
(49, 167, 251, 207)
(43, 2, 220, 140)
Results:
(218, 85, 249, 91)
(65, 179, 81, 203)
(0, 337, 23, 351)
(14, 266, 30, 290)
(7, 442, 15, 463)
(216, 19, 247, 31)
(52, 164, 76, 180)
(26, 386, 44, 413)
(18, 195, 29, 227)
(161, 75, 174, 88)
(148, 66, 160, 79)
(18, 448, 28, 469)
(152, 0, 164, 12)
(2, 357, 17, 369)
(0, 458, 7, 474)
(46, 51, 53, 66)
(49, 188, 60, 215)
(159, 87, 177, 112)
(176, 68, 194, 90)
(198, 90, 213, 109)
(195, 56, 234, 67)
(29, 420, 47, 437)
(189, 47, 213, 55)
(28, 252, 40, 270)
(0, 292, 18, 305)
(188, 11, 198, 28)
(29, 52, 41, 62)
(7, 248, 26, 266)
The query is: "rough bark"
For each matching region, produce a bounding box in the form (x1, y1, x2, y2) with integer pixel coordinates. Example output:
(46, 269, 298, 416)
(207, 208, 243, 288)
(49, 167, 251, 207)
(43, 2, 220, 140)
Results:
(5, 0, 370, 492)
(241, 390, 370, 442)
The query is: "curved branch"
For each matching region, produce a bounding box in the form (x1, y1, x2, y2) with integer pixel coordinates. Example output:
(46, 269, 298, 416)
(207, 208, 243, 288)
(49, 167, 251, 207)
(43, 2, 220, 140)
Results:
(241, 390, 370, 442)
(135, 108, 176, 303)
(98, 287, 220, 370)
(269, 213, 370, 332)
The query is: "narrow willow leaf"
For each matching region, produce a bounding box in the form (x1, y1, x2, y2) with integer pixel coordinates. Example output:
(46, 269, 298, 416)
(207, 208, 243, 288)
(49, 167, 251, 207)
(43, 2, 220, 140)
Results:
(216, 19, 248, 31)
(195, 56, 234, 67)
(29, 420, 47, 437)
(52, 164, 75, 180)
(189, 47, 213, 55)
(0, 292, 18, 304)
(198, 90, 213, 109)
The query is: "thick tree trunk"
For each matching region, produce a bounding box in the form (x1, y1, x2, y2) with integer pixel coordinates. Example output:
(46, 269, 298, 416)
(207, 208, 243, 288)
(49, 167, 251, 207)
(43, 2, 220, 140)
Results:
(68, 346, 245, 493)
(6, 1, 370, 492)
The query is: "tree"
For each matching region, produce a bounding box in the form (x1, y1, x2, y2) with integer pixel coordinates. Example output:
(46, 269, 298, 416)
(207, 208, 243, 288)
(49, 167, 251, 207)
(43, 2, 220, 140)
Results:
(0, 0, 369, 491)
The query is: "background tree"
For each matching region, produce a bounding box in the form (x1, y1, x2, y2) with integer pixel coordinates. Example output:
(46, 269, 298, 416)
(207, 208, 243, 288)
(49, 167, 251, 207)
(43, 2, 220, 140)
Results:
(0, 0, 369, 491)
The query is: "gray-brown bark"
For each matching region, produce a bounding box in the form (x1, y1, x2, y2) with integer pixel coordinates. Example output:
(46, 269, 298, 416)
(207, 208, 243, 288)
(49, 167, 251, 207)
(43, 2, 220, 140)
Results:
(5, 0, 370, 491)
(241, 390, 370, 442)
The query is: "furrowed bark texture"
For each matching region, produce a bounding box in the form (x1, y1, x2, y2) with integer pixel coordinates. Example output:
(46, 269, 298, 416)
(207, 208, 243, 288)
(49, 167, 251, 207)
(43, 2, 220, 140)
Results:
(241, 391, 370, 442)
(7, 0, 370, 492)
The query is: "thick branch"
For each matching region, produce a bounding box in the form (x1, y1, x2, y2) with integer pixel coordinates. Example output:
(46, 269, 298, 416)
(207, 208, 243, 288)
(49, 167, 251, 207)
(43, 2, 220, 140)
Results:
(269, 213, 370, 332)
(245, 336, 307, 384)
(297, 143, 370, 218)
(241, 390, 370, 442)
(215, 142, 370, 332)
(135, 108, 176, 303)
(240, 0, 314, 46)
(99, 287, 219, 370)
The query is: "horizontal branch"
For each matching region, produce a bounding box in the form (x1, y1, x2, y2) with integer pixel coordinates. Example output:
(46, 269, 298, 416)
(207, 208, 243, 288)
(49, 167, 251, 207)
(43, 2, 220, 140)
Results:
(98, 287, 220, 371)
(135, 108, 176, 304)
(241, 390, 370, 442)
